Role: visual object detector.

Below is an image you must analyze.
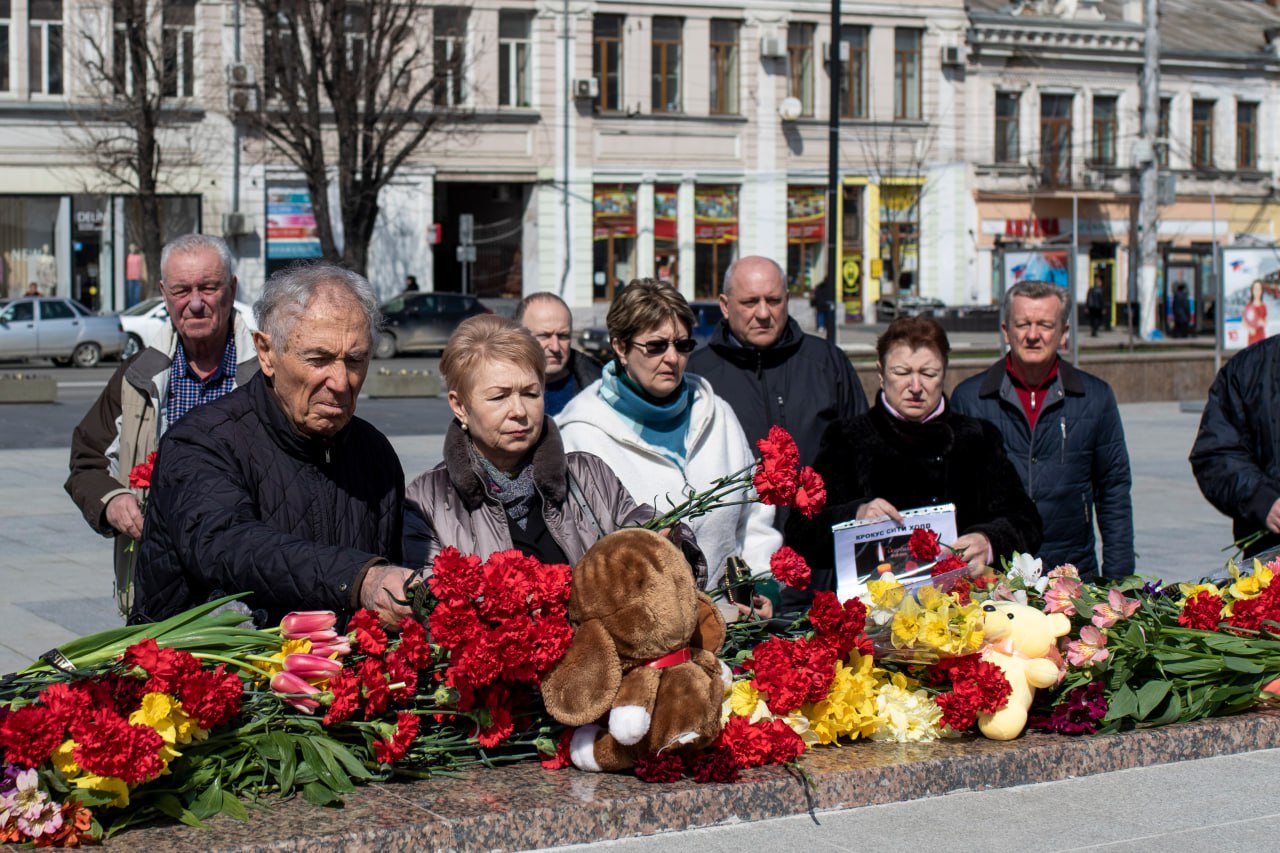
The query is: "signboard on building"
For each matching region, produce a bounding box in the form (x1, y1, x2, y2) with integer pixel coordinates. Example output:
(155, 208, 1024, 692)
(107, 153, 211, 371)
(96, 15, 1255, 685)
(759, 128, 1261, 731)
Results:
(787, 187, 825, 243)
(592, 186, 637, 240)
(1221, 246, 1280, 349)
(1003, 249, 1070, 289)
(266, 185, 324, 260)
(694, 186, 738, 244)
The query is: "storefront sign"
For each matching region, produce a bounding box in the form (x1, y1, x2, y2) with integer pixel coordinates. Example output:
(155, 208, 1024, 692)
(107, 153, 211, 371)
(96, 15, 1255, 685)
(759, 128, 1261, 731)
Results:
(787, 187, 825, 244)
(695, 186, 738, 245)
(592, 186, 637, 240)
(1004, 218, 1061, 238)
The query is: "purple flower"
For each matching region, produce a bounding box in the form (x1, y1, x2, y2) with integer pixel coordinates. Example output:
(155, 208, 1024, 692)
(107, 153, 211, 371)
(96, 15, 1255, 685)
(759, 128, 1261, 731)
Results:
(1030, 682, 1109, 735)
(0, 763, 19, 797)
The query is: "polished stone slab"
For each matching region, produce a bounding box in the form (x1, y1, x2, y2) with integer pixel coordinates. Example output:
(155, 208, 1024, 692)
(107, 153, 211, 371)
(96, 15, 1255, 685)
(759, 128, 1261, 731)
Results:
(103, 708, 1280, 851)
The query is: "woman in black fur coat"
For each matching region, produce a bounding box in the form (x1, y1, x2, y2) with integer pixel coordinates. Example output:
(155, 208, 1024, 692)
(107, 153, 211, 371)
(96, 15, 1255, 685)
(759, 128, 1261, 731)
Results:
(784, 316, 1042, 607)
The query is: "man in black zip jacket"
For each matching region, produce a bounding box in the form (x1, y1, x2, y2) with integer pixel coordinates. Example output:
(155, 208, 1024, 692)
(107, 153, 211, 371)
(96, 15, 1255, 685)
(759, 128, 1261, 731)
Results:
(951, 280, 1133, 579)
(688, 256, 868, 533)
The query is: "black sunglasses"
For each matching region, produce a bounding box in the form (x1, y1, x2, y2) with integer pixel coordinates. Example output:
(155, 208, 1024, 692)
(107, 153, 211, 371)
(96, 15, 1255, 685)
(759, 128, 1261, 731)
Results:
(632, 338, 697, 357)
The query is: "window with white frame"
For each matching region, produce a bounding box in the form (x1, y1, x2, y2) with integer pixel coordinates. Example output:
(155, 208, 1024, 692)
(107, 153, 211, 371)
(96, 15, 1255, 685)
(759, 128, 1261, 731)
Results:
(161, 0, 196, 98)
(709, 19, 738, 116)
(498, 10, 531, 108)
(434, 7, 468, 107)
(344, 4, 367, 81)
(0, 1, 10, 92)
(29, 0, 64, 96)
(111, 0, 139, 97)
(651, 16, 680, 113)
(787, 22, 813, 117)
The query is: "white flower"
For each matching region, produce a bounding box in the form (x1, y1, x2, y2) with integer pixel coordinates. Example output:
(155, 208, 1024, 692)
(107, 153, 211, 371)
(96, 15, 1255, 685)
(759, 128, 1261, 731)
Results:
(1008, 552, 1049, 593)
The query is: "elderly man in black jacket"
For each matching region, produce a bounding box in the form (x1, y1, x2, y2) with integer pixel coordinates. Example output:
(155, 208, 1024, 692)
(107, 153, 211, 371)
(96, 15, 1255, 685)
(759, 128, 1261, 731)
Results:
(131, 264, 412, 628)
(1191, 334, 1280, 558)
(688, 255, 867, 474)
(951, 280, 1134, 580)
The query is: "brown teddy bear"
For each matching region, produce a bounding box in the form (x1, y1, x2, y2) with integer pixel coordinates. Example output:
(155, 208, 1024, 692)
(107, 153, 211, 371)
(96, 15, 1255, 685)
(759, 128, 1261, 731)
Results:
(540, 528, 730, 772)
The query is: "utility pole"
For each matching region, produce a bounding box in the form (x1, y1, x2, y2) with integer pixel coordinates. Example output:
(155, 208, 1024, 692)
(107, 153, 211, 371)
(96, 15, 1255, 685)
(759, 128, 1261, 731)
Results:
(823, 0, 841, 344)
(1137, 0, 1160, 340)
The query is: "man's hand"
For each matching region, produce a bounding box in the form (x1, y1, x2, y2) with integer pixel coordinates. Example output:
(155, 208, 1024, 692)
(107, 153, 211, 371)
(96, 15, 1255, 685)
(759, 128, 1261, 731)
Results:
(735, 595, 774, 621)
(105, 493, 144, 540)
(1267, 497, 1280, 535)
(359, 565, 414, 629)
(948, 532, 992, 577)
(856, 498, 902, 524)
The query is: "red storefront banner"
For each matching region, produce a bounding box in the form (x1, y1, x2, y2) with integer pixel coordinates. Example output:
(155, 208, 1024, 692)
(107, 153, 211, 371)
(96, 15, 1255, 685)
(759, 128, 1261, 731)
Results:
(695, 186, 738, 245)
(593, 186, 637, 240)
(787, 187, 826, 244)
(655, 186, 678, 242)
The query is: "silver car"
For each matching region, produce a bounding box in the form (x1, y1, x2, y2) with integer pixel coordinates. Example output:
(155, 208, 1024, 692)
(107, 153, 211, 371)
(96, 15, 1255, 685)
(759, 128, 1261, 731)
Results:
(0, 297, 127, 367)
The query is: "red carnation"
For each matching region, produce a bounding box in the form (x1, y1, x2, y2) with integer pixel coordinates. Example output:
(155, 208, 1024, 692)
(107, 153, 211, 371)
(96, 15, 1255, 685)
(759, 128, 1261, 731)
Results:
(427, 547, 486, 602)
(38, 682, 95, 732)
(394, 617, 433, 669)
(358, 658, 390, 719)
(793, 467, 826, 518)
(323, 669, 362, 726)
(176, 664, 243, 729)
(1179, 590, 1225, 631)
(71, 708, 165, 784)
(747, 637, 810, 714)
(689, 749, 740, 783)
(540, 729, 575, 770)
(634, 752, 685, 783)
(931, 655, 1012, 731)
(348, 609, 388, 655)
(124, 638, 201, 694)
(128, 451, 157, 489)
(0, 704, 63, 768)
(908, 528, 941, 562)
(762, 718, 806, 763)
(714, 715, 771, 768)
(931, 554, 969, 575)
(385, 647, 420, 707)
(374, 712, 420, 765)
(753, 427, 802, 506)
(769, 547, 811, 590)
(476, 704, 514, 748)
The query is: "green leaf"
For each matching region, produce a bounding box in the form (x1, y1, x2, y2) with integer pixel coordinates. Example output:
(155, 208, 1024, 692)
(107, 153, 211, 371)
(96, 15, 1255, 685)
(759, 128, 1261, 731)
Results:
(298, 739, 340, 790)
(191, 777, 223, 819)
(1136, 680, 1171, 719)
(272, 731, 297, 793)
(1104, 684, 1139, 721)
(325, 739, 375, 781)
(312, 740, 356, 793)
(220, 792, 250, 822)
(1142, 690, 1184, 727)
(1222, 656, 1266, 674)
(301, 781, 341, 807)
(151, 793, 204, 828)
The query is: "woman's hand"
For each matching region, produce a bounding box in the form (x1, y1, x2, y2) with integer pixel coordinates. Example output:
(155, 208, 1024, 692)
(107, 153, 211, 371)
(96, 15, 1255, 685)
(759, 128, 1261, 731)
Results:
(735, 595, 774, 621)
(856, 498, 902, 524)
(947, 533, 992, 577)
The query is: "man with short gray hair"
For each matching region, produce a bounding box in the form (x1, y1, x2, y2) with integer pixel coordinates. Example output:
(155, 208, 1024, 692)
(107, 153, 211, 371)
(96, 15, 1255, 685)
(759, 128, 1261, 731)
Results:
(515, 292, 601, 416)
(130, 263, 412, 629)
(951, 280, 1134, 579)
(66, 233, 258, 617)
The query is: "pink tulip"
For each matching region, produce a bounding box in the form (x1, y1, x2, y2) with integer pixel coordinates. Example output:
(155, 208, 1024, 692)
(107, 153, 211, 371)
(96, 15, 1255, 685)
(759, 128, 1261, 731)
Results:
(308, 638, 352, 658)
(283, 653, 344, 680)
(271, 671, 324, 714)
(281, 610, 337, 639)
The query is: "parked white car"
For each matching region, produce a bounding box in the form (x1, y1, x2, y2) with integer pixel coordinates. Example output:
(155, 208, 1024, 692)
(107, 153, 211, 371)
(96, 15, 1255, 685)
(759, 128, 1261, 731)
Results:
(119, 297, 257, 359)
(0, 297, 127, 368)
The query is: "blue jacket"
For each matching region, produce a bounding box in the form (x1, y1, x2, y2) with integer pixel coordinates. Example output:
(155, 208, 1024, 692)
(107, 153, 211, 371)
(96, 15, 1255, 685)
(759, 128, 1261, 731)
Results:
(951, 359, 1134, 578)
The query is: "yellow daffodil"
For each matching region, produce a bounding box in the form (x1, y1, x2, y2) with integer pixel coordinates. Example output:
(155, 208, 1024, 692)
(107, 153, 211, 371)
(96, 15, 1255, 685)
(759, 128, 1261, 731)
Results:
(1177, 581, 1222, 606)
(73, 774, 130, 809)
(130, 692, 203, 746)
(869, 680, 944, 743)
(917, 611, 951, 651)
(916, 585, 948, 611)
(867, 576, 907, 626)
(1227, 560, 1274, 601)
(51, 739, 79, 778)
(723, 679, 773, 724)
(891, 597, 923, 647)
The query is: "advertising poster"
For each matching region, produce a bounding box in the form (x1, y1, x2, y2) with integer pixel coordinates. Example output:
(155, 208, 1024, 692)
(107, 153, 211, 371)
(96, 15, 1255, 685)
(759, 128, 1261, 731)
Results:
(831, 504, 957, 601)
(1004, 250, 1069, 288)
(694, 186, 738, 245)
(787, 187, 825, 244)
(265, 186, 323, 260)
(1221, 247, 1280, 349)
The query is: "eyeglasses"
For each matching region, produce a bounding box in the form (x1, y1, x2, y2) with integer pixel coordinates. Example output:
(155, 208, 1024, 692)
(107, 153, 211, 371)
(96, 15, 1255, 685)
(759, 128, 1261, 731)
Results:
(632, 338, 697, 357)
(164, 281, 226, 300)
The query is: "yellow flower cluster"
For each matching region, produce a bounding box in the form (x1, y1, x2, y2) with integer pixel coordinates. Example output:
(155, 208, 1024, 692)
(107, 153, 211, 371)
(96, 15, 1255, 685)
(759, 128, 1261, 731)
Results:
(50, 692, 209, 809)
(1178, 559, 1276, 616)
(802, 652, 887, 744)
(869, 675, 946, 743)
(874, 580, 984, 658)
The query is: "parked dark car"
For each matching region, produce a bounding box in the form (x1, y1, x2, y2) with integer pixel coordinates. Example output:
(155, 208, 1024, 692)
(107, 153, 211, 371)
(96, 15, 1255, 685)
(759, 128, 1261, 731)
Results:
(0, 297, 127, 367)
(578, 300, 721, 361)
(874, 296, 947, 322)
(375, 292, 492, 358)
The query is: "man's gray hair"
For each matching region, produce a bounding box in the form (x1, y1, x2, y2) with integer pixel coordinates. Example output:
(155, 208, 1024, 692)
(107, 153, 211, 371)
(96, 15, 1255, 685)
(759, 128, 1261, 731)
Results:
(722, 256, 786, 295)
(160, 233, 236, 283)
(254, 263, 382, 352)
(1003, 280, 1070, 327)
(514, 291, 570, 325)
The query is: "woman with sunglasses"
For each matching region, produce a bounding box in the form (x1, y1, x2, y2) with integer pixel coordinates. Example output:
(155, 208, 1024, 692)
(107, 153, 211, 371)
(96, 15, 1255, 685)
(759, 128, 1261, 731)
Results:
(556, 279, 781, 619)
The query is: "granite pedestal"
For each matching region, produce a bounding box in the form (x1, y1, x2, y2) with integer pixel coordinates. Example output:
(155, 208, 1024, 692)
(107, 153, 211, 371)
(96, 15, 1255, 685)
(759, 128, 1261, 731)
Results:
(101, 708, 1280, 851)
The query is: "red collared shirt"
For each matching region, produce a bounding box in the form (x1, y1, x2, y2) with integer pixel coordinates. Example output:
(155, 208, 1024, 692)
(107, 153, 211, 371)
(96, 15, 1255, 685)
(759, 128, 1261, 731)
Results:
(1005, 354, 1059, 431)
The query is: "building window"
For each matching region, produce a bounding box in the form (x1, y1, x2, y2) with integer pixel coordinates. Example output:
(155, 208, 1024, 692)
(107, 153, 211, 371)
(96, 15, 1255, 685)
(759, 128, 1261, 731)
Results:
(434, 7, 468, 107)
(0, 1, 10, 92)
(1191, 99, 1214, 170)
(651, 16, 680, 113)
(1237, 101, 1258, 171)
(593, 185, 637, 301)
(893, 29, 921, 120)
(1157, 97, 1170, 168)
(787, 23, 813, 117)
(29, 0, 63, 96)
(839, 26, 867, 119)
(694, 185, 738, 298)
(1092, 95, 1117, 165)
(1040, 93, 1073, 186)
(709, 20, 738, 115)
(995, 92, 1020, 163)
(498, 10, 531, 108)
(111, 1, 133, 97)
(160, 0, 196, 98)
(593, 14, 622, 112)
(343, 4, 367, 81)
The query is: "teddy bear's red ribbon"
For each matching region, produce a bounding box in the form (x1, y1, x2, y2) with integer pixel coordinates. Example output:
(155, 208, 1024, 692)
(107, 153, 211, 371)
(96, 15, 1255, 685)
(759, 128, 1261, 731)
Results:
(644, 647, 692, 669)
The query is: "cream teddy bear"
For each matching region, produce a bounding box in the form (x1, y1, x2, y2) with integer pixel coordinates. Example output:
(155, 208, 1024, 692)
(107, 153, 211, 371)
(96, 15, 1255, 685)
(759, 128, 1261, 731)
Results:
(977, 600, 1071, 740)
